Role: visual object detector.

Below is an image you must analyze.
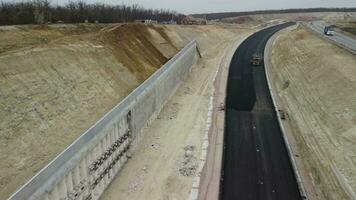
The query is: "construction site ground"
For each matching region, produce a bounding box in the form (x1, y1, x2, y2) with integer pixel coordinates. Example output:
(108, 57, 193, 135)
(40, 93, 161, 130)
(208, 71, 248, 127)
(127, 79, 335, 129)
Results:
(269, 25, 356, 199)
(1, 12, 356, 200)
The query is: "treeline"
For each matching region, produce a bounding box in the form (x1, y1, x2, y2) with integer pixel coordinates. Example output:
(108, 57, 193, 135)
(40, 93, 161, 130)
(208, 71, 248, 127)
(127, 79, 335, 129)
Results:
(0, 0, 185, 25)
(193, 8, 356, 20)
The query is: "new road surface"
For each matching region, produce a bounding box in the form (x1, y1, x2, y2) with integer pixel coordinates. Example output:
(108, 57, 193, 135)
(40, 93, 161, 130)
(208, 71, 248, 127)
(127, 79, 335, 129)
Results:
(308, 21, 356, 52)
(221, 23, 302, 200)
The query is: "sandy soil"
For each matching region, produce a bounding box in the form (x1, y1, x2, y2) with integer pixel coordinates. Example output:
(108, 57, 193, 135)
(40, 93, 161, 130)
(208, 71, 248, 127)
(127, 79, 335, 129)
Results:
(0, 24, 179, 199)
(270, 26, 356, 199)
(100, 25, 255, 200)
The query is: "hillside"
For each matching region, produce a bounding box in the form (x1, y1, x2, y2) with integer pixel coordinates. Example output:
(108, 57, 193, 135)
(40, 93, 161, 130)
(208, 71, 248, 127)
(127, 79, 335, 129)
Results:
(0, 23, 180, 199)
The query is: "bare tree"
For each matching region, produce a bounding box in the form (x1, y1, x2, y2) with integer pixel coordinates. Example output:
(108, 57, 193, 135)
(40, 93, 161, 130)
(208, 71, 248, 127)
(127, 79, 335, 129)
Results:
(0, 0, 185, 25)
(33, 0, 51, 24)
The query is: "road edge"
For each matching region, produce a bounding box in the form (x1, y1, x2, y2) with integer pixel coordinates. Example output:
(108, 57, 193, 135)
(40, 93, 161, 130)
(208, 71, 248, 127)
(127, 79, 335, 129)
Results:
(264, 24, 311, 200)
(189, 37, 246, 200)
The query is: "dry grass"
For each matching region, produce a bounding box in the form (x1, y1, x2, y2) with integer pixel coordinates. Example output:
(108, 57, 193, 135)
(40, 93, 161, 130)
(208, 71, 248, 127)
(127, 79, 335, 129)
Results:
(0, 24, 105, 54)
(337, 22, 356, 37)
(100, 24, 177, 81)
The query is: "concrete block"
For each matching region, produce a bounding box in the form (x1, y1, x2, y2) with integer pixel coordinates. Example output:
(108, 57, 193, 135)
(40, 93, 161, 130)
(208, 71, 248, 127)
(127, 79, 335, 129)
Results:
(188, 188, 199, 200)
(192, 177, 200, 189)
(202, 140, 209, 150)
(200, 149, 208, 161)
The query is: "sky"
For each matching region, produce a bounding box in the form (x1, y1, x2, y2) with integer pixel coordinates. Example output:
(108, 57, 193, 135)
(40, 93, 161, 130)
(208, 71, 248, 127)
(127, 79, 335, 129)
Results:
(10, 0, 356, 14)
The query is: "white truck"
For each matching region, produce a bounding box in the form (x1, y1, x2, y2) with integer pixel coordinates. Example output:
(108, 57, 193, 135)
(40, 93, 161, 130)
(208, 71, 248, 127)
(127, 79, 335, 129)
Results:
(324, 25, 335, 36)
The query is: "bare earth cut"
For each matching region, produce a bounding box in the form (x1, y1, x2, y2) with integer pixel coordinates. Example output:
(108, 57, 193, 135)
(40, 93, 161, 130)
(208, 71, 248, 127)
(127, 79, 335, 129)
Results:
(0, 24, 179, 199)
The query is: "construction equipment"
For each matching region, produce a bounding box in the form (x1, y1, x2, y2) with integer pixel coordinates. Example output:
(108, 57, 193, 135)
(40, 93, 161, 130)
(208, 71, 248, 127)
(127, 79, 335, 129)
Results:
(251, 53, 263, 66)
(324, 25, 335, 36)
(278, 109, 287, 120)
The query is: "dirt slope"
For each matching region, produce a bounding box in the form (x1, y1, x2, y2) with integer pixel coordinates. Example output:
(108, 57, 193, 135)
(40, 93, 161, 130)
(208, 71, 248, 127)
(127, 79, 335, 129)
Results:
(0, 24, 179, 199)
(270, 26, 356, 199)
(100, 24, 179, 81)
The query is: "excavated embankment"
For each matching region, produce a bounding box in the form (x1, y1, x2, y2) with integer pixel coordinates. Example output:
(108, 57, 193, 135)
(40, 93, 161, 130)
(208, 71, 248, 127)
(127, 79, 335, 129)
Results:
(0, 24, 179, 199)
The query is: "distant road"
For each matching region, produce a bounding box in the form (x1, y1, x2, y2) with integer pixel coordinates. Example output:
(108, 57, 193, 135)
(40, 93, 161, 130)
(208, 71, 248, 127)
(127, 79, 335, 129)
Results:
(221, 22, 302, 200)
(308, 21, 356, 52)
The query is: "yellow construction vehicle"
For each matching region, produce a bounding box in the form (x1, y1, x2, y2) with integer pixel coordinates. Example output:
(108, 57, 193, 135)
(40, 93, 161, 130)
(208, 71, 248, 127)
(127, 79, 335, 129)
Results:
(251, 53, 263, 66)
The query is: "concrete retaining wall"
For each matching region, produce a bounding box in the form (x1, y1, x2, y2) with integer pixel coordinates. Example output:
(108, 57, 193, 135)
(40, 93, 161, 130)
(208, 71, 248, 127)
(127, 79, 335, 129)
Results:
(9, 40, 199, 200)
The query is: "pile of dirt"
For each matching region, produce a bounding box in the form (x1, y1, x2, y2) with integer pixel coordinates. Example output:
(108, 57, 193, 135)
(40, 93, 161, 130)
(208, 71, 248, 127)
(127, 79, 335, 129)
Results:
(0, 23, 179, 199)
(221, 16, 257, 24)
(179, 145, 198, 177)
(270, 26, 356, 200)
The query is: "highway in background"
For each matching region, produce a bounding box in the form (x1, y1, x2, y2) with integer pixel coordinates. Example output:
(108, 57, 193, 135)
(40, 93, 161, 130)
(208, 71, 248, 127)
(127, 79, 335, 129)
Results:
(221, 23, 302, 200)
(308, 21, 356, 52)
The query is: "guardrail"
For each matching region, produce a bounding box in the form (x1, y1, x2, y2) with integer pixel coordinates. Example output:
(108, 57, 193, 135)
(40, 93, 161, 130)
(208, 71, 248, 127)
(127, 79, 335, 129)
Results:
(9, 40, 199, 200)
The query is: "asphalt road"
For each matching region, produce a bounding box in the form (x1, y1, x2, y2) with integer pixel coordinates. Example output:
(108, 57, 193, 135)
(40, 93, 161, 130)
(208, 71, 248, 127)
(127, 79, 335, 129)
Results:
(308, 21, 356, 52)
(221, 23, 302, 200)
